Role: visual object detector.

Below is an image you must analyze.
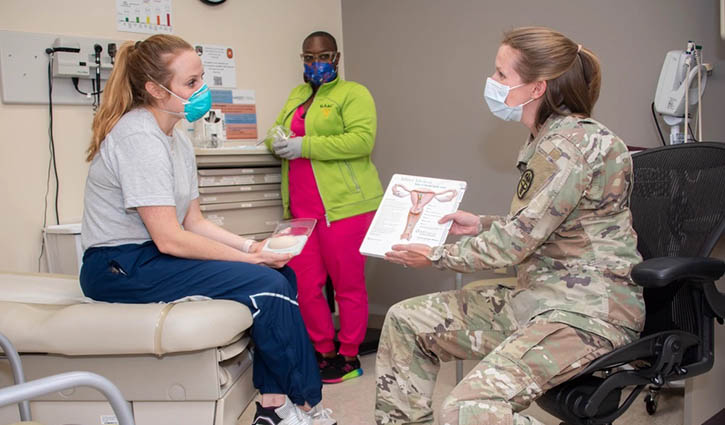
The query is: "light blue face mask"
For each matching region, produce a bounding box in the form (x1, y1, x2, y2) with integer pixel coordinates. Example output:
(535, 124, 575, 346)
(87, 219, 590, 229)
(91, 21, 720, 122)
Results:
(483, 77, 534, 122)
(158, 82, 212, 122)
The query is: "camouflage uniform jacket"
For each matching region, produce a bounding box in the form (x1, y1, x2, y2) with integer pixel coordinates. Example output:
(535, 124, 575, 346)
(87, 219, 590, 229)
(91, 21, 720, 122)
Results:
(430, 114, 645, 340)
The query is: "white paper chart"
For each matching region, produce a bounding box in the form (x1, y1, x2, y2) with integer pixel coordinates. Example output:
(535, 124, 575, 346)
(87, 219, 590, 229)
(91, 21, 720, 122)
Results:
(360, 174, 467, 258)
(195, 44, 237, 88)
(117, 0, 173, 34)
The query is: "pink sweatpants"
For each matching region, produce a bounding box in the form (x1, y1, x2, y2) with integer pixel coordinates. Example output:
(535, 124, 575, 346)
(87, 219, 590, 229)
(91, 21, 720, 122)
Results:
(288, 211, 374, 357)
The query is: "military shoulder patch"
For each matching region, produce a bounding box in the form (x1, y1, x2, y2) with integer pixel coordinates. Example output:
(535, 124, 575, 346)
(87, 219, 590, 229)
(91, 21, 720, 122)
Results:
(517, 169, 534, 199)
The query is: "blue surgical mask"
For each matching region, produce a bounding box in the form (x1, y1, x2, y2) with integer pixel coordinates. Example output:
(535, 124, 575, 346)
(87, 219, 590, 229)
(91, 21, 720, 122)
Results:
(158, 82, 212, 122)
(304, 62, 337, 86)
(484, 77, 534, 122)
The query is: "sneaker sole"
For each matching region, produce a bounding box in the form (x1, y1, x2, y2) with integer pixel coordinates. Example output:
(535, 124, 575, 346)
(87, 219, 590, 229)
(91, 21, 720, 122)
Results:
(322, 368, 363, 384)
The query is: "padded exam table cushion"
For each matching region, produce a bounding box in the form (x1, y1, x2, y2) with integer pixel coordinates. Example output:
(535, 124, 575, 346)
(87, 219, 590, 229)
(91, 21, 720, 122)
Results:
(0, 272, 253, 356)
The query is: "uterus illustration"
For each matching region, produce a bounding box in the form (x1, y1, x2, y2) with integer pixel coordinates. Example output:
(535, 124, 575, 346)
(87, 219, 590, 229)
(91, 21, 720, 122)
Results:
(392, 184, 457, 240)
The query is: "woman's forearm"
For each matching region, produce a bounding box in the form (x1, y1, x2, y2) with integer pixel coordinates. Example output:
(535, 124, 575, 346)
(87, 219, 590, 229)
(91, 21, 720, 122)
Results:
(184, 216, 253, 252)
(155, 227, 255, 262)
(139, 202, 256, 261)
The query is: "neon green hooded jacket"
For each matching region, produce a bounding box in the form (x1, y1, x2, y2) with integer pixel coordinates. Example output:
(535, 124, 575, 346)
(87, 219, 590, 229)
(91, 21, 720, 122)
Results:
(266, 77, 383, 223)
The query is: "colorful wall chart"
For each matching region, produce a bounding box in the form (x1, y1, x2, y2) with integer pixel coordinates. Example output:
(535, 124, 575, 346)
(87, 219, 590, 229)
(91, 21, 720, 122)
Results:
(210, 89, 258, 140)
(117, 0, 173, 34)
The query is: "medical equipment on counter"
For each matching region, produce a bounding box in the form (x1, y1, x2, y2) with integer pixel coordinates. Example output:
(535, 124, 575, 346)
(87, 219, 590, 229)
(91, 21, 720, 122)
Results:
(653, 41, 712, 144)
(193, 108, 225, 148)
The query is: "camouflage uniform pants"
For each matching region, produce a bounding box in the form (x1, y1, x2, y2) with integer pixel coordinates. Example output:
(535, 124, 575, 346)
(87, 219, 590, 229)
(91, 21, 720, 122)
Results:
(375, 285, 621, 425)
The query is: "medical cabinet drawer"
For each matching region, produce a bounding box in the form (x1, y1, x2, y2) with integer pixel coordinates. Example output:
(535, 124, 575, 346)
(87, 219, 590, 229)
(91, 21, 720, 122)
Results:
(198, 184, 281, 205)
(195, 148, 279, 168)
(200, 200, 283, 235)
(198, 167, 281, 187)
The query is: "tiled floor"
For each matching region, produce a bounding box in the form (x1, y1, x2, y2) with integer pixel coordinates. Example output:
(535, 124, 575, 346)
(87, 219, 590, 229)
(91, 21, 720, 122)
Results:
(238, 353, 684, 424)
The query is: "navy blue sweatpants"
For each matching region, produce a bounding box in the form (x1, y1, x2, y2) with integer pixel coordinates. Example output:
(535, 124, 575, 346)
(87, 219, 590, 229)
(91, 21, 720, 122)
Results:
(80, 241, 322, 406)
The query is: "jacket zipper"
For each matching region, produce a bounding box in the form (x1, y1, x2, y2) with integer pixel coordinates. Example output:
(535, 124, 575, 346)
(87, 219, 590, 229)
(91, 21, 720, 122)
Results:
(289, 92, 331, 227)
(306, 107, 331, 227)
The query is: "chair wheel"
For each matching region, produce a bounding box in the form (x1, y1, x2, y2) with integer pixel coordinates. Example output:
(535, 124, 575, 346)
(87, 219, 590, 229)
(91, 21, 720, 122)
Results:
(645, 394, 658, 415)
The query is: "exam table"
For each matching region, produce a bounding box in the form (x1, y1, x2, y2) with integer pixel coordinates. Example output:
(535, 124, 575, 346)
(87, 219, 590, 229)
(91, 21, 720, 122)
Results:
(0, 271, 256, 425)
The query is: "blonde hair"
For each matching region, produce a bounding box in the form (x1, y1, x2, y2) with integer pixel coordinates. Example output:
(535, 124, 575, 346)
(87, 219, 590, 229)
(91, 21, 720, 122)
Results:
(87, 34, 193, 161)
(502, 26, 602, 129)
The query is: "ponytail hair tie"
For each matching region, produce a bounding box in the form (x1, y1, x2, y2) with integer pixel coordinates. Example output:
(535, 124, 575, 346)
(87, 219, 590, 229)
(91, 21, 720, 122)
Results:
(135, 40, 142, 49)
(577, 44, 582, 53)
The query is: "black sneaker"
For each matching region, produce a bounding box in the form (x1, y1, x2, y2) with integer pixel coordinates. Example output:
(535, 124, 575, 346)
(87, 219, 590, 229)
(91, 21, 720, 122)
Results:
(315, 351, 334, 370)
(320, 354, 363, 384)
(252, 402, 283, 425)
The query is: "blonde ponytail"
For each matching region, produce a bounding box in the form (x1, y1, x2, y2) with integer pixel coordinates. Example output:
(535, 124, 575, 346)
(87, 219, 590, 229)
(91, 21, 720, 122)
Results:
(87, 41, 134, 161)
(86, 35, 193, 161)
(502, 27, 602, 129)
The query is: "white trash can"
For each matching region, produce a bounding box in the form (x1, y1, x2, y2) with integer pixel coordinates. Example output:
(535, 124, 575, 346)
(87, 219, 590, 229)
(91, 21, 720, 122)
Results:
(43, 223, 83, 275)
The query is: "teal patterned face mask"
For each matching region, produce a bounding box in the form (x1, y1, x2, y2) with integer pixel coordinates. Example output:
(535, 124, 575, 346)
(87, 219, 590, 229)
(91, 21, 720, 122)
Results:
(158, 82, 212, 122)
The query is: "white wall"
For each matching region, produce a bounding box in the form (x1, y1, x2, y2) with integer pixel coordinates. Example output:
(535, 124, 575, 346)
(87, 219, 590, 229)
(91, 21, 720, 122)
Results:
(0, 0, 344, 273)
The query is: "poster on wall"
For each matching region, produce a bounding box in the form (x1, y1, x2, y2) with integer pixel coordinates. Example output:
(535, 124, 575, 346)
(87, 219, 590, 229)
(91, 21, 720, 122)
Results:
(210, 89, 258, 140)
(117, 0, 173, 34)
(194, 44, 237, 89)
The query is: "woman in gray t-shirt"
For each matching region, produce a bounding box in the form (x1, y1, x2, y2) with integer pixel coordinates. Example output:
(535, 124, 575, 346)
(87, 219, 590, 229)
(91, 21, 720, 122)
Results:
(80, 34, 333, 425)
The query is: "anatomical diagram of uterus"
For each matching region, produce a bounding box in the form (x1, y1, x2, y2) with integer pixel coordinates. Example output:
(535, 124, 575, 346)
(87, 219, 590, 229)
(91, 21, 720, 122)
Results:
(392, 184, 457, 240)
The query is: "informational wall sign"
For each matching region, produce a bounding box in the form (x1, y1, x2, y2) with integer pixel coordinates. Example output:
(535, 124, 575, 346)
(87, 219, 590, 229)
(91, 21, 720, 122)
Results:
(210, 89, 258, 139)
(195, 44, 237, 89)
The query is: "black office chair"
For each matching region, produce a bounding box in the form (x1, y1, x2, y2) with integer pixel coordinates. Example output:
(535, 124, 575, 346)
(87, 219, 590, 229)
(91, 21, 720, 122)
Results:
(537, 142, 725, 425)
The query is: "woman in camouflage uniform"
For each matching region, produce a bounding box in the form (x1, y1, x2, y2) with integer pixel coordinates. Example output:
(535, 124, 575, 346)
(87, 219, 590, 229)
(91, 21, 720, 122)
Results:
(376, 27, 645, 425)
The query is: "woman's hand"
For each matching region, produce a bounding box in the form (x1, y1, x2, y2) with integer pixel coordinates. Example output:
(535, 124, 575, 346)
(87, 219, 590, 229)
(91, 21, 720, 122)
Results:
(439, 210, 481, 235)
(385, 243, 433, 268)
(250, 250, 293, 269)
(249, 239, 266, 253)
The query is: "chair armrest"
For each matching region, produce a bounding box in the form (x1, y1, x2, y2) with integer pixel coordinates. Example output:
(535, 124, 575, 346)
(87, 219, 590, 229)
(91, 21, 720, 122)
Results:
(631, 256, 725, 288)
(0, 371, 134, 425)
(704, 278, 725, 320)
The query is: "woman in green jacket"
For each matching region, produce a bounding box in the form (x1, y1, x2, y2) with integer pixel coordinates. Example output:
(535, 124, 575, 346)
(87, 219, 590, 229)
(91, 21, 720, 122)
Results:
(266, 31, 383, 383)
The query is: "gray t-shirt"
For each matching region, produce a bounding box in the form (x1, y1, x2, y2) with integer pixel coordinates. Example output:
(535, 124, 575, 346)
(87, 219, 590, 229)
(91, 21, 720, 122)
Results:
(81, 108, 199, 250)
